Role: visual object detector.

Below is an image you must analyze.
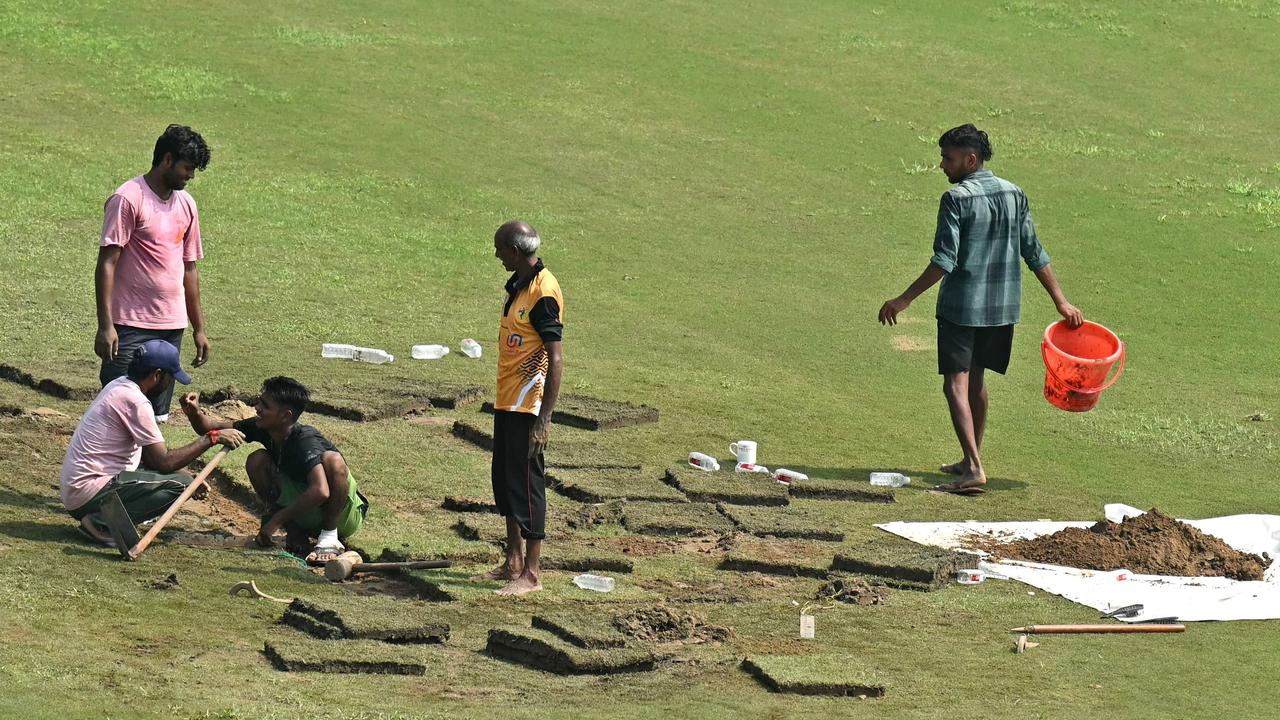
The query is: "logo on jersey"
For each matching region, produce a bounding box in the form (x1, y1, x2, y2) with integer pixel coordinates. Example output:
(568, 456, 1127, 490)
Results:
(518, 308, 527, 320)
(506, 333, 523, 348)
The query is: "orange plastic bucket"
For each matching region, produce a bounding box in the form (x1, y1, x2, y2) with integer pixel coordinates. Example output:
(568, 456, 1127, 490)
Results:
(1041, 320, 1125, 412)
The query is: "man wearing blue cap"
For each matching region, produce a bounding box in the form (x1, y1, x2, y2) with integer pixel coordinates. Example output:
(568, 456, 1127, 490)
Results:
(60, 339, 245, 545)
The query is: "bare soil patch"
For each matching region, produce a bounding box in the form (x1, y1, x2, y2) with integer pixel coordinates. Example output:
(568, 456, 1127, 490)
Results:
(817, 576, 890, 606)
(612, 605, 733, 644)
(995, 508, 1271, 580)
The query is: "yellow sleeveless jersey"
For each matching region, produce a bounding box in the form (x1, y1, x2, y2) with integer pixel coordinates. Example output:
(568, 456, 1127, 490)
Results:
(497, 264, 563, 415)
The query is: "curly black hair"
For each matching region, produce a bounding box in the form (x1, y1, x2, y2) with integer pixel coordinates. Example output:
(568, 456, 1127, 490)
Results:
(152, 124, 211, 170)
(261, 376, 310, 421)
(938, 124, 993, 161)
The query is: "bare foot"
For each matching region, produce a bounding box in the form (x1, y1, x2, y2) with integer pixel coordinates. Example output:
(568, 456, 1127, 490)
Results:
(939, 461, 968, 476)
(935, 470, 987, 492)
(473, 560, 523, 582)
(495, 572, 542, 596)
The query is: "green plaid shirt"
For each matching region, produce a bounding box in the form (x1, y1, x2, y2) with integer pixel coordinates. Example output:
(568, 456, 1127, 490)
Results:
(931, 169, 1050, 327)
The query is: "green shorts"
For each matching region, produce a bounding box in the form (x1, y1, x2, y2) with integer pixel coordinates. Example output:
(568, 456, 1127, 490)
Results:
(277, 469, 368, 539)
(70, 470, 195, 523)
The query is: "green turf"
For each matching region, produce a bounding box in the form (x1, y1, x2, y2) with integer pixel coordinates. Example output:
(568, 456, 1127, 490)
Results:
(285, 596, 450, 643)
(263, 631, 434, 675)
(2, 0, 1280, 717)
(741, 655, 889, 697)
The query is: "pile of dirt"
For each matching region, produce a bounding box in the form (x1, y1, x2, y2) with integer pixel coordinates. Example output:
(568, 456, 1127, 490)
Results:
(816, 576, 890, 606)
(612, 605, 732, 644)
(996, 509, 1271, 580)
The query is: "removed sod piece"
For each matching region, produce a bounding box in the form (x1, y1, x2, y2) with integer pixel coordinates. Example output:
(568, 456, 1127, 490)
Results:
(531, 613, 629, 649)
(787, 476, 895, 503)
(832, 542, 964, 590)
(441, 495, 499, 514)
(718, 503, 846, 541)
(481, 394, 658, 431)
(548, 468, 689, 504)
(486, 626, 657, 675)
(0, 363, 96, 400)
(622, 501, 735, 536)
(720, 536, 838, 579)
(285, 597, 450, 643)
(663, 466, 789, 506)
(263, 632, 431, 676)
(741, 655, 888, 698)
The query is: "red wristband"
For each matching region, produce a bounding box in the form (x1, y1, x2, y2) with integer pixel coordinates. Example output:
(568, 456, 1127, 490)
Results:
(207, 429, 220, 443)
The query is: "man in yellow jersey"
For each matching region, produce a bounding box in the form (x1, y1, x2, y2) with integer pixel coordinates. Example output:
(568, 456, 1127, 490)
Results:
(477, 220, 564, 596)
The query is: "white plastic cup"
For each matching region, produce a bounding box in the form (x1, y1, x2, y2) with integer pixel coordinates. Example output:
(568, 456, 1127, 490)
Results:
(411, 344, 449, 360)
(460, 339, 482, 358)
(735, 463, 770, 474)
(956, 569, 985, 585)
(772, 468, 808, 485)
(728, 440, 757, 465)
(688, 452, 720, 472)
(799, 613, 815, 639)
(870, 472, 910, 487)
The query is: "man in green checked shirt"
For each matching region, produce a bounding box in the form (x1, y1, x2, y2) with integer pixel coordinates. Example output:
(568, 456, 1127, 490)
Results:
(879, 124, 1084, 493)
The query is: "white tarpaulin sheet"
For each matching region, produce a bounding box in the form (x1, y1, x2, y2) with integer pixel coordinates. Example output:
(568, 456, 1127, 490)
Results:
(876, 505, 1280, 622)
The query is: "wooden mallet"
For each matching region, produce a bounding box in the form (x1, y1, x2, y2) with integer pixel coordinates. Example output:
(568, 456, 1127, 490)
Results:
(323, 551, 451, 581)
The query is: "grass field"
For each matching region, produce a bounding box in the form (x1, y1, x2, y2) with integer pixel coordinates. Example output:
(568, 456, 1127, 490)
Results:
(1, 1, 1278, 718)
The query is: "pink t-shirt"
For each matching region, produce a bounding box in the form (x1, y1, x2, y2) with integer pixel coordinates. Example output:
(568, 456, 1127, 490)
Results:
(101, 176, 204, 330)
(60, 377, 166, 511)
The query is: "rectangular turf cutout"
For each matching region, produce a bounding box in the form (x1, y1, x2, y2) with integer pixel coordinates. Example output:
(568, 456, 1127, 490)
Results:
(530, 614, 629, 649)
(541, 548, 635, 574)
(441, 495, 499, 514)
(787, 477, 895, 503)
(486, 627, 656, 675)
(663, 466, 789, 507)
(482, 393, 658, 430)
(831, 542, 964, 590)
(286, 597, 450, 643)
(450, 419, 494, 450)
(720, 536, 837, 579)
(622, 501, 735, 536)
(0, 363, 96, 400)
(548, 468, 689, 504)
(718, 503, 846, 541)
(741, 656, 888, 698)
(263, 632, 431, 675)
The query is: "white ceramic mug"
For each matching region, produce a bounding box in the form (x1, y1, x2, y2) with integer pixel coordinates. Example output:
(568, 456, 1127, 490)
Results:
(729, 440, 757, 465)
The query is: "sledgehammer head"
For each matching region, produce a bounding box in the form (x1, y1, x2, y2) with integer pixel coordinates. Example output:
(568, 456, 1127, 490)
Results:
(324, 551, 364, 581)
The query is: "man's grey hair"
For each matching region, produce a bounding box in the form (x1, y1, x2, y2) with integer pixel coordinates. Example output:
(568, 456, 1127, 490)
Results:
(495, 220, 541, 256)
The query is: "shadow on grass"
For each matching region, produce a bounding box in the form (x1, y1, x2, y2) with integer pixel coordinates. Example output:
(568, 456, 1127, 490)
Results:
(776, 465, 1029, 493)
(0, 485, 58, 512)
(0, 519, 82, 543)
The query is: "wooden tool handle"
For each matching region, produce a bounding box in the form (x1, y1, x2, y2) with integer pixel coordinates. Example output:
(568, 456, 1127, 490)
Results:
(358, 560, 452, 571)
(1011, 624, 1185, 634)
(126, 448, 229, 561)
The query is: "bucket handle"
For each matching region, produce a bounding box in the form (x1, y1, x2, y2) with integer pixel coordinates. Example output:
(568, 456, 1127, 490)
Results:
(1041, 341, 1125, 394)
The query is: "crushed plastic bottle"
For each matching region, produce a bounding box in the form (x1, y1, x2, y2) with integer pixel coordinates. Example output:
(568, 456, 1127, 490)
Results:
(411, 344, 449, 360)
(460, 338, 482, 358)
(870, 472, 910, 487)
(956, 569, 985, 585)
(321, 343, 357, 359)
(688, 452, 720, 472)
(772, 468, 808, 485)
(735, 463, 770, 474)
(572, 574, 615, 592)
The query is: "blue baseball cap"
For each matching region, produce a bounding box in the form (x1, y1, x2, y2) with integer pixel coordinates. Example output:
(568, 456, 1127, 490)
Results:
(135, 339, 192, 384)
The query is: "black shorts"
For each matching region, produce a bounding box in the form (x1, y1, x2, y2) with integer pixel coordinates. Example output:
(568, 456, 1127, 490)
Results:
(937, 318, 1014, 375)
(100, 325, 184, 418)
(491, 410, 547, 541)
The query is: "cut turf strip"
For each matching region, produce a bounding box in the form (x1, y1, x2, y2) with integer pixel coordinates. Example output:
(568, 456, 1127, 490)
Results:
(718, 503, 846, 541)
(441, 495, 499, 514)
(263, 633, 430, 675)
(831, 543, 964, 591)
(531, 614, 629, 649)
(741, 656, 888, 698)
(0, 364, 95, 400)
(481, 393, 659, 431)
(622, 501, 735, 536)
(486, 627, 657, 675)
(663, 466, 789, 506)
(548, 468, 689, 504)
(450, 419, 495, 450)
(787, 477, 895, 503)
(285, 597, 450, 643)
(199, 382, 486, 422)
(719, 536, 837, 579)
(541, 550, 635, 574)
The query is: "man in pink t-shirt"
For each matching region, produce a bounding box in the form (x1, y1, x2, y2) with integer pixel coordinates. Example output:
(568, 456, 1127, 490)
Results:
(61, 339, 244, 546)
(95, 124, 213, 422)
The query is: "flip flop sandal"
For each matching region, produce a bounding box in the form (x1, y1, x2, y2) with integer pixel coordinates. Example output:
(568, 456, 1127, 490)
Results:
(77, 523, 117, 548)
(305, 545, 345, 566)
(929, 485, 987, 496)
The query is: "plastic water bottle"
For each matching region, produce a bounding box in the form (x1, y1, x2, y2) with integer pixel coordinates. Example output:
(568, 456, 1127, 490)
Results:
(799, 613, 815, 639)
(956, 569, 985, 585)
(572, 574, 615, 592)
(460, 339, 482, 358)
(352, 347, 394, 364)
(411, 344, 449, 360)
(688, 452, 720, 472)
(735, 463, 770, 474)
(1097, 568, 1130, 582)
(772, 468, 808, 485)
(321, 343, 357, 359)
(870, 472, 910, 487)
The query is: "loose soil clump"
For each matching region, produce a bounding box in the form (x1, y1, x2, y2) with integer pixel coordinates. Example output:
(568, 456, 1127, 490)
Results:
(996, 508, 1271, 580)
(816, 576, 890, 606)
(612, 605, 733, 644)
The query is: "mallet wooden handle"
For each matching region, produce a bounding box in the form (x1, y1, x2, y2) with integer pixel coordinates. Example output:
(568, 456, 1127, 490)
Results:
(126, 448, 229, 561)
(1011, 624, 1185, 634)
(324, 551, 451, 581)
